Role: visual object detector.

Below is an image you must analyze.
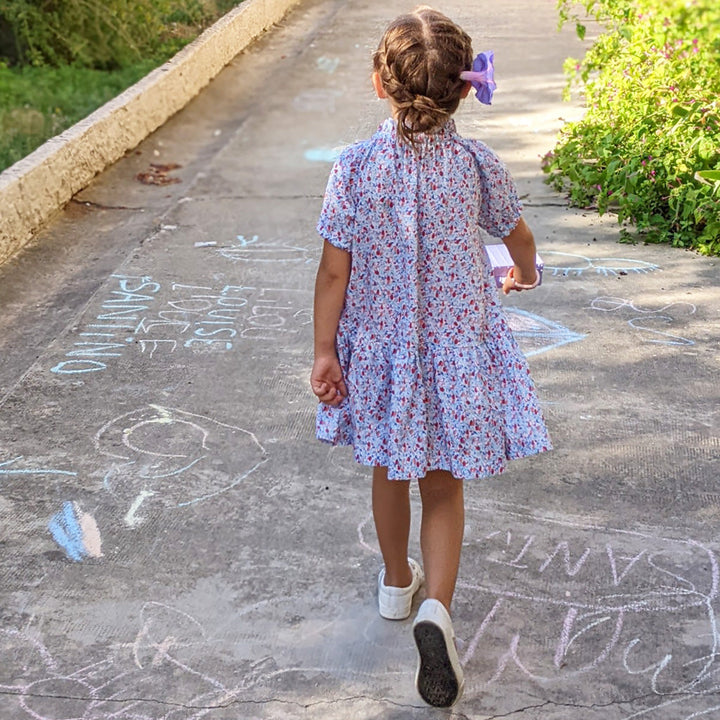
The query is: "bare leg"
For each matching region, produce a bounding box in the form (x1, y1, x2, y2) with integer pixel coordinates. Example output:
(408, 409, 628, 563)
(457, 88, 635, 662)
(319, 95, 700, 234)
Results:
(418, 470, 464, 613)
(372, 466, 412, 587)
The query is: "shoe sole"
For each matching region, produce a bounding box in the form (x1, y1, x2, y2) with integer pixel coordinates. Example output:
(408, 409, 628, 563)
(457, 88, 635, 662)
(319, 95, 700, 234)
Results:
(413, 620, 461, 707)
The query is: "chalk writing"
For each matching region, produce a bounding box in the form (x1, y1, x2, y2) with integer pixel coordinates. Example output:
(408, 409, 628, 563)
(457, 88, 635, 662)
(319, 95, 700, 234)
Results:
(50, 274, 160, 374)
(461, 511, 720, 716)
(95, 405, 267, 524)
(505, 308, 586, 357)
(356, 501, 720, 715)
(542, 251, 660, 277)
(590, 296, 696, 346)
(51, 277, 312, 374)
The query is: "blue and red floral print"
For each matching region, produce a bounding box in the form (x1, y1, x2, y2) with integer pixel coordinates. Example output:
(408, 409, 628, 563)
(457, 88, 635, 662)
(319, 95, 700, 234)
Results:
(316, 118, 551, 480)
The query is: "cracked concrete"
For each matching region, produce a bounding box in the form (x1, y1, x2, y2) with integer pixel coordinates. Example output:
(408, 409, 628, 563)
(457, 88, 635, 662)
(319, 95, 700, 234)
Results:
(1, 0, 719, 718)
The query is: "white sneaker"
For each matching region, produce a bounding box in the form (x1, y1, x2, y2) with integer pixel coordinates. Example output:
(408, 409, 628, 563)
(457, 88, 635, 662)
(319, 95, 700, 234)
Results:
(413, 598, 464, 707)
(377, 558, 424, 620)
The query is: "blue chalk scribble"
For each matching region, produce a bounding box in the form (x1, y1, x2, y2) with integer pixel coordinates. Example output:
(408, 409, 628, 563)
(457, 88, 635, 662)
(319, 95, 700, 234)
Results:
(506, 308, 586, 357)
(0, 456, 77, 477)
(304, 147, 343, 163)
(48, 502, 86, 562)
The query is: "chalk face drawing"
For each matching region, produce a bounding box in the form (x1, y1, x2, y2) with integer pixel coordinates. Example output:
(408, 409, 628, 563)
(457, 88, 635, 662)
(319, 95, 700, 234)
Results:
(95, 405, 267, 526)
(505, 308, 586, 357)
(51, 276, 312, 374)
(542, 251, 660, 277)
(47, 501, 103, 562)
(590, 296, 696, 346)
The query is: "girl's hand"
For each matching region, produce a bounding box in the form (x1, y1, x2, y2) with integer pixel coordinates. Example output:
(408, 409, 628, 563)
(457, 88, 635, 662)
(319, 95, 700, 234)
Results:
(501, 217, 539, 295)
(502, 265, 540, 295)
(310, 355, 348, 406)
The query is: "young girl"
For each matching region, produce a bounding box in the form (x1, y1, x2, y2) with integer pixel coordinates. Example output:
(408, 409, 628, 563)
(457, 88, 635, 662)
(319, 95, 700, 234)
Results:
(310, 5, 551, 708)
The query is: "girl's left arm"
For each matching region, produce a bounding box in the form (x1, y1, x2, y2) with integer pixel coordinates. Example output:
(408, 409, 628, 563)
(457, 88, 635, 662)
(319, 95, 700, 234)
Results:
(311, 240, 351, 405)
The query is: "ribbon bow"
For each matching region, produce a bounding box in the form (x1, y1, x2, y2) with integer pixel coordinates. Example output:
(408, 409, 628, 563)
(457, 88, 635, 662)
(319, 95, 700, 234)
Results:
(460, 51, 496, 105)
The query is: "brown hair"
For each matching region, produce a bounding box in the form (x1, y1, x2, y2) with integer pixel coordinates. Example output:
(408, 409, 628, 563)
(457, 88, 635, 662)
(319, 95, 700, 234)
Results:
(373, 6, 473, 145)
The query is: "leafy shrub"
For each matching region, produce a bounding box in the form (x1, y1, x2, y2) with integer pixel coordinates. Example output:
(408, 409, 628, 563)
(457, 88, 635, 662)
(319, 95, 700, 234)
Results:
(543, 0, 720, 255)
(0, 0, 241, 171)
(0, 0, 223, 69)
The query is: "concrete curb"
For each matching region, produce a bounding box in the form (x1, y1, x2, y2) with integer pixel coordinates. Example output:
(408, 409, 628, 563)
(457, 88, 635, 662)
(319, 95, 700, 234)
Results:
(0, 0, 301, 265)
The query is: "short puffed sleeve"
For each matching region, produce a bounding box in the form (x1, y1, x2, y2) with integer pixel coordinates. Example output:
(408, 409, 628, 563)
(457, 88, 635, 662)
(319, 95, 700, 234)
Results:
(317, 152, 356, 252)
(463, 140, 523, 239)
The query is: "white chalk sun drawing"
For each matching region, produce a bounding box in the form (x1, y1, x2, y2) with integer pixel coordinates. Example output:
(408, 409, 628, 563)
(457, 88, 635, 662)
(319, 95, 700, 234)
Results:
(542, 251, 660, 277)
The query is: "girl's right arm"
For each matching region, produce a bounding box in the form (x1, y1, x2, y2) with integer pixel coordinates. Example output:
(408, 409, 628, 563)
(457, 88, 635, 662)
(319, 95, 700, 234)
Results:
(311, 240, 351, 405)
(500, 216, 539, 295)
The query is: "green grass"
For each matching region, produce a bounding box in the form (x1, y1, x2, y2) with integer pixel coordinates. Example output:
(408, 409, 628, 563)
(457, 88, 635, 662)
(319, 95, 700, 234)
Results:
(0, 62, 165, 170)
(0, 0, 242, 172)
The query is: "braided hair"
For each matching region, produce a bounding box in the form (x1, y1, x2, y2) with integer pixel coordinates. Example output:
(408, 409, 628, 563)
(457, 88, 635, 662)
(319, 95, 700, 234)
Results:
(373, 6, 473, 146)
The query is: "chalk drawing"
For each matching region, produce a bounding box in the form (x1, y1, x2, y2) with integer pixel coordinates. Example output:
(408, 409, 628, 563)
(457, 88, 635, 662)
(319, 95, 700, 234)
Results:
(292, 88, 342, 113)
(461, 503, 720, 715)
(47, 501, 103, 562)
(95, 405, 267, 524)
(0, 456, 77, 477)
(124, 488, 155, 528)
(316, 56, 340, 74)
(355, 499, 720, 716)
(304, 146, 344, 163)
(542, 251, 660, 277)
(505, 308, 586, 357)
(218, 234, 316, 264)
(51, 278, 313, 373)
(590, 296, 696, 346)
(0, 602, 273, 720)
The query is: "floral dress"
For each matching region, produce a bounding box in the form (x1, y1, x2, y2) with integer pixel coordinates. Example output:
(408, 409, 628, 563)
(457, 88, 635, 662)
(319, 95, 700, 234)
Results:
(316, 118, 551, 480)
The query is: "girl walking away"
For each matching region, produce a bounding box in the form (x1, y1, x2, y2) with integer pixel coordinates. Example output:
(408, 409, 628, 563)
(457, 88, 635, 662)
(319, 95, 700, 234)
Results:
(310, 5, 551, 708)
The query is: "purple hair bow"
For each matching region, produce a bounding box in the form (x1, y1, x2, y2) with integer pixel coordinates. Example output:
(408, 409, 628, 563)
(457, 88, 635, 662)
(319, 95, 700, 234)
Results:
(460, 51, 496, 105)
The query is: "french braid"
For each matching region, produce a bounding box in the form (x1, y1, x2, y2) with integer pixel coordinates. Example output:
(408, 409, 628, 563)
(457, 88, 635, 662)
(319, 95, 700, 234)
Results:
(373, 6, 473, 145)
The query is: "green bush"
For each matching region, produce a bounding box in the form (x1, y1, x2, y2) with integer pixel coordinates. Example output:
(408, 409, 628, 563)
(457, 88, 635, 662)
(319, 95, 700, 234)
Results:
(0, 0, 241, 171)
(543, 0, 720, 255)
(0, 0, 225, 69)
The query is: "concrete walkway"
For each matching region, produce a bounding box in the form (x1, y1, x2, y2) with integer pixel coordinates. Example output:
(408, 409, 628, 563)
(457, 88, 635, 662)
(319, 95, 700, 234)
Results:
(1, 1, 719, 718)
